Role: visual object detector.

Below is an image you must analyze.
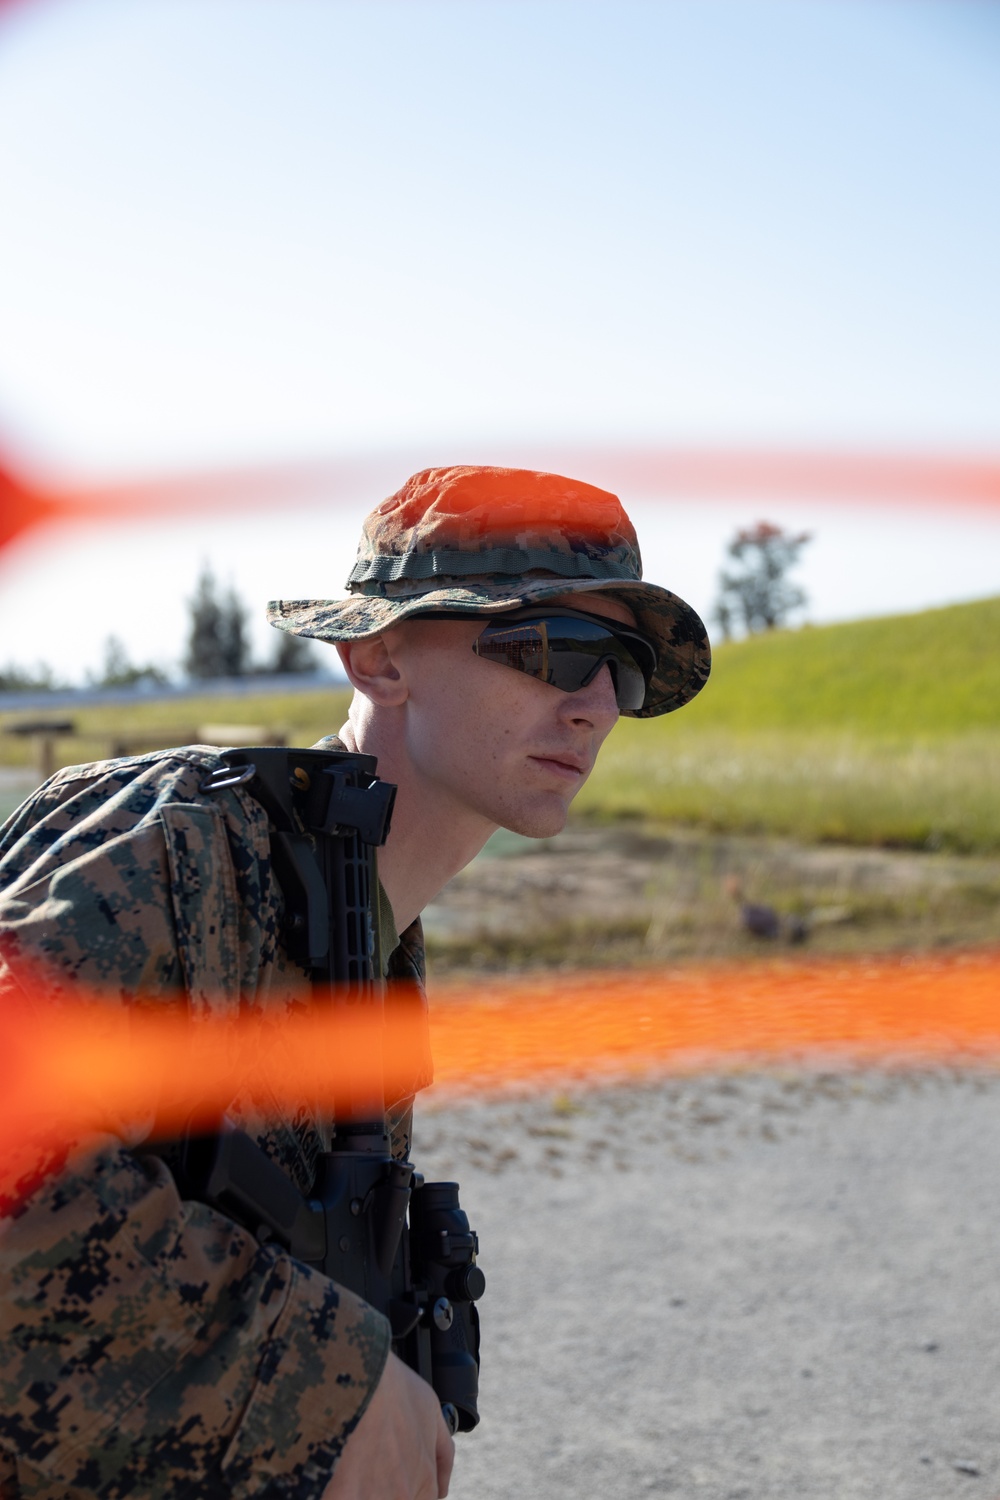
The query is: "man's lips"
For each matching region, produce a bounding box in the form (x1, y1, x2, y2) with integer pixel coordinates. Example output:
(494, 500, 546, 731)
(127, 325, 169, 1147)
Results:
(528, 752, 589, 778)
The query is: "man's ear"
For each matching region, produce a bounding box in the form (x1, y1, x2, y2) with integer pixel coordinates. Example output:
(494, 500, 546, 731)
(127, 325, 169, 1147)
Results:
(336, 634, 409, 707)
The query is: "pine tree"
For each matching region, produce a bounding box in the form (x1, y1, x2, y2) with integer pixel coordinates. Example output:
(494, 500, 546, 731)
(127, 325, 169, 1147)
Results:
(269, 630, 318, 675)
(90, 636, 168, 688)
(184, 565, 252, 679)
(219, 585, 251, 677)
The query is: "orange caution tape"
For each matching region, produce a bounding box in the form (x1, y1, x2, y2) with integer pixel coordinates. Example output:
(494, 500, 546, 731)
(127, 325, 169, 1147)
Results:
(3, 447, 1000, 554)
(426, 950, 1000, 1094)
(3, 951, 999, 1203)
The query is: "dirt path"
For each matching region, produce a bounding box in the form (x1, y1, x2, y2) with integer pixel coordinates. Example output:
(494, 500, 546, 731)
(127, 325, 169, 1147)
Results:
(423, 824, 1000, 972)
(418, 1069, 1000, 1499)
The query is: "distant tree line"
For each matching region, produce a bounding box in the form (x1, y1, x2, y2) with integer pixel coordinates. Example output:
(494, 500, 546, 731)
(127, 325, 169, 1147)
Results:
(0, 662, 69, 693)
(0, 564, 321, 692)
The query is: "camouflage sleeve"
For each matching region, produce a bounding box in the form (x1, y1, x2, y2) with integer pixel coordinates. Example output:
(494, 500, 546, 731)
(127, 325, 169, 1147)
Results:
(0, 1133, 390, 1500)
(0, 756, 392, 1498)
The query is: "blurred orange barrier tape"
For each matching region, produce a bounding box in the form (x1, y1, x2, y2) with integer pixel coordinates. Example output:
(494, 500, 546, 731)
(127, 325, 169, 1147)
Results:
(426, 951, 1000, 1094)
(1, 981, 428, 1143)
(0, 453, 380, 552)
(3, 446, 1000, 553)
(586, 448, 1000, 510)
(3, 952, 999, 1194)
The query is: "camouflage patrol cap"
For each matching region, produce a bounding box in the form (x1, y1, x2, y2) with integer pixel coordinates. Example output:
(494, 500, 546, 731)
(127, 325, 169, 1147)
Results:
(267, 465, 710, 717)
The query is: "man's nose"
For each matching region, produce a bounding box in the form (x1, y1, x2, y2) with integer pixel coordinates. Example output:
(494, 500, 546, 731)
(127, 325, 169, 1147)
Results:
(560, 662, 620, 728)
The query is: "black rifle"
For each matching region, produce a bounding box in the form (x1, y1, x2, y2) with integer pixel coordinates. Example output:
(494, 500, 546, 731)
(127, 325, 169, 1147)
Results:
(169, 746, 483, 1435)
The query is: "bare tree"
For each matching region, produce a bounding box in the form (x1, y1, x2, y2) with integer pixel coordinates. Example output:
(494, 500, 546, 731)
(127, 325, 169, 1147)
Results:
(713, 521, 812, 637)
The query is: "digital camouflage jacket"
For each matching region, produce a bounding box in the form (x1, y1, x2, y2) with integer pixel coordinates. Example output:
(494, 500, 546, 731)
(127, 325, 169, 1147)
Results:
(0, 742, 433, 1500)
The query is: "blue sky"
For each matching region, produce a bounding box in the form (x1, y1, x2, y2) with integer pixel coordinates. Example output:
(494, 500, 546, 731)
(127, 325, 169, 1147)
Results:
(0, 0, 998, 681)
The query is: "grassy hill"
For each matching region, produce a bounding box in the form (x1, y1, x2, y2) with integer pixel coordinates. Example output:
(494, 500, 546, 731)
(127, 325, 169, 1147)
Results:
(578, 596, 1000, 851)
(676, 594, 1000, 735)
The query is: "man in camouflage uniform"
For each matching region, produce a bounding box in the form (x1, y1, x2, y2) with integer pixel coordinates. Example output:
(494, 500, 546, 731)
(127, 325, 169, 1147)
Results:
(0, 465, 710, 1500)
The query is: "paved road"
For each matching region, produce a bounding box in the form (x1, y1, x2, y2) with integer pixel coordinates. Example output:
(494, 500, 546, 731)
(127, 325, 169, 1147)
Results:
(417, 1069, 1000, 1499)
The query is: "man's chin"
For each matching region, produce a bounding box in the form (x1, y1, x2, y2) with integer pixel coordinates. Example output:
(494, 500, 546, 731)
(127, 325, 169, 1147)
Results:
(499, 801, 570, 840)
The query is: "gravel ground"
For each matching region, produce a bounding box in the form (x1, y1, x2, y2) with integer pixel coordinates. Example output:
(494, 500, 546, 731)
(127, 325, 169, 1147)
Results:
(415, 1069, 1000, 1499)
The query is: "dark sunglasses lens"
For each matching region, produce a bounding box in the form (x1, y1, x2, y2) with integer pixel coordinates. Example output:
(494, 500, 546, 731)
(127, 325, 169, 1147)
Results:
(474, 623, 548, 676)
(475, 617, 652, 710)
(600, 652, 647, 711)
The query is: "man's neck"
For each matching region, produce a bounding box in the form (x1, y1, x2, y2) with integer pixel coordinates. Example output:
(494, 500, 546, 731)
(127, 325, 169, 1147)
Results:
(336, 715, 496, 932)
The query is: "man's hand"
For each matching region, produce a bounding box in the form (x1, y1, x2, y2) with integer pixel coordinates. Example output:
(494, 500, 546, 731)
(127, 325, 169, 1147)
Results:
(323, 1351, 455, 1500)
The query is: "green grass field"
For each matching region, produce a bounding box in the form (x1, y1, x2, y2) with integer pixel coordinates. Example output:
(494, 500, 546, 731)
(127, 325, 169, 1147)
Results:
(668, 593, 1000, 735)
(2, 597, 998, 850)
(578, 596, 1000, 851)
(577, 725, 1000, 851)
(578, 597, 1000, 858)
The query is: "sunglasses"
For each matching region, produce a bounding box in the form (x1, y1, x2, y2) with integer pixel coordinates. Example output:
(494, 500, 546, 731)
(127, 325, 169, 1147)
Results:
(421, 607, 657, 711)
